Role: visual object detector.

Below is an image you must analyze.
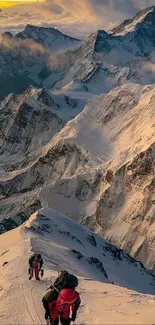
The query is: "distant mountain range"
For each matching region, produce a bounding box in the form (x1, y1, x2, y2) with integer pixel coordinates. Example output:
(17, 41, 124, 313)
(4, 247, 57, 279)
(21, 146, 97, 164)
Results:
(0, 6, 155, 272)
(1, 6, 155, 101)
(15, 24, 80, 52)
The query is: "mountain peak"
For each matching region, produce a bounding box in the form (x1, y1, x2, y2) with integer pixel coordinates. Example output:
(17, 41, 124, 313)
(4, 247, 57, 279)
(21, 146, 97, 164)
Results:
(112, 6, 155, 35)
(23, 24, 79, 41)
(25, 24, 57, 33)
(80, 29, 110, 57)
(1, 31, 13, 42)
(133, 5, 155, 21)
(15, 24, 80, 53)
(23, 24, 64, 37)
(95, 29, 110, 52)
(25, 24, 36, 29)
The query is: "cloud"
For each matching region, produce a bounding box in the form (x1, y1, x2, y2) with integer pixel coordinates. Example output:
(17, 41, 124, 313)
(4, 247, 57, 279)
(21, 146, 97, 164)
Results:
(37, 0, 155, 37)
(42, 0, 155, 22)
(2, 0, 155, 38)
(0, 9, 45, 35)
(0, 33, 57, 69)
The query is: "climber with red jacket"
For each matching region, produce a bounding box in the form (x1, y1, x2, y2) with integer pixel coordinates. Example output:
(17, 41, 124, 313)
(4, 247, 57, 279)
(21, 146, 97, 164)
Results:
(42, 271, 81, 325)
(28, 253, 44, 280)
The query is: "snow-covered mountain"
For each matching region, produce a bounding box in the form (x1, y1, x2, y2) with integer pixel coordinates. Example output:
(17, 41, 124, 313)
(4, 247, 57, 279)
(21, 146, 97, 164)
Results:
(2, 7, 155, 101)
(25, 208, 155, 292)
(0, 25, 80, 100)
(0, 84, 86, 182)
(45, 90, 86, 121)
(39, 83, 155, 268)
(0, 85, 85, 172)
(95, 142, 155, 268)
(56, 83, 154, 162)
(0, 34, 51, 99)
(111, 5, 155, 35)
(49, 5, 155, 97)
(0, 6, 155, 271)
(1, 207, 155, 324)
(0, 86, 65, 168)
(16, 24, 80, 54)
(1, 7, 155, 325)
(0, 82, 154, 271)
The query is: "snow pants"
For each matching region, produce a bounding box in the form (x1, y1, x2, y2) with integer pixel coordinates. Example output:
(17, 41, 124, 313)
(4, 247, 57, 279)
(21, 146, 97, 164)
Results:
(30, 265, 39, 279)
(50, 318, 71, 325)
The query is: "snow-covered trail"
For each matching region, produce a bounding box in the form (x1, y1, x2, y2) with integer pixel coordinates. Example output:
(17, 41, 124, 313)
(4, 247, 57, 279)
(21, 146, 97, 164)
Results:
(1, 222, 155, 324)
(0, 226, 44, 324)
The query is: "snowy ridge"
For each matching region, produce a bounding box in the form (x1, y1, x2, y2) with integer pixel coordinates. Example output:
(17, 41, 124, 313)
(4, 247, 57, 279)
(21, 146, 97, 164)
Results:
(1, 7, 155, 325)
(16, 24, 80, 54)
(112, 6, 155, 35)
(0, 85, 84, 173)
(42, 83, 154, 267)
(0, 25, 80, 100)
(1, 208, 155, 324)
(0, 6, 155, 271)
(48, 6, 155, 97)
(52, 83, 154, 163)
(0, 138, 100, 222)
(95, 142, 155, 268)
(0, 86, 65, 168)
(2, 7, 155, 100)
(0, 83, 154, 270)
(25, 208, 155, 294)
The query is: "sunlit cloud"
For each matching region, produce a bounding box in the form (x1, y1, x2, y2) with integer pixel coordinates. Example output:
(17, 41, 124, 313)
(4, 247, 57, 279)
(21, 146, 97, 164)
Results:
(0, 0, 37, 8)
(1, 0, 155, 38)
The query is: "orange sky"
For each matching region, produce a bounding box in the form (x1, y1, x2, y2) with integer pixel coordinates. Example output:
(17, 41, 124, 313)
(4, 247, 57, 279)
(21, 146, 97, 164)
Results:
(0, 0, 37, 8)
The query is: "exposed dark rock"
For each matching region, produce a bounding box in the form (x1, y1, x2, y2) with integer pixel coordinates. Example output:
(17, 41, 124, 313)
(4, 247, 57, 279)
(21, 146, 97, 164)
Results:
(59, 230, 83, 245)
(72, 249, 83, 259)
(86, 234, 97, 246)
(104, 244, 123, 261)
(2, 261, 8, 266)
(0, 199, 41, 234)
(88, 257, 108, 279)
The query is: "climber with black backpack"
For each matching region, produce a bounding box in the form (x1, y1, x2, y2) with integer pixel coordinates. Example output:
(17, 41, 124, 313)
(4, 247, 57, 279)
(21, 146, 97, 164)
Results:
(42, 271, 81, 325)
(51, 271, 79, 291)
(28, 253, 44, 280)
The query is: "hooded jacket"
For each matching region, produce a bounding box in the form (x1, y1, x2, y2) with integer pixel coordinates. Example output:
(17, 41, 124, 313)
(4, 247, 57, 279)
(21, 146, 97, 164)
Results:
(29, 253, 43, 270)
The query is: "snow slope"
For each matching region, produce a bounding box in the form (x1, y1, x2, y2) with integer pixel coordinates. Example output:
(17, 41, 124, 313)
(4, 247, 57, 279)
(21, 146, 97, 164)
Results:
(16, 24, 80, 54)
(0, 83, 154, 269)
(112, 6, 155, 35)
(48, 6, 155, 98)
(46, 90, 86, 121)
(0, 87, 65, 168)
(1, 207, 155, 324)
(51, 83, 155, 164)
(0, 26, 79, 100)
(2, 7, 155, 102)
(0, 85, 85, 173)
(40, 83, 154, 267)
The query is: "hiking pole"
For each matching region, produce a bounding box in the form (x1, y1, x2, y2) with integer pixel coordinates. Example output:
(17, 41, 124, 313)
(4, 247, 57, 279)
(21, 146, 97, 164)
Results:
(46, 317, 51, 325)
(47, 283, 60, 293)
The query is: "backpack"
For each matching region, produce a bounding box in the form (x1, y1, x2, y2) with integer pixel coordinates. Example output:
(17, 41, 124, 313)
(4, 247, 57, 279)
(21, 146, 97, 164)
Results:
(52, 272, 78, 291)
(48, 288, 79, 319)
